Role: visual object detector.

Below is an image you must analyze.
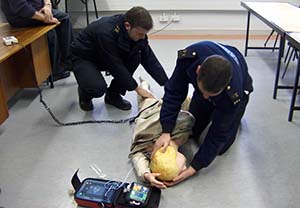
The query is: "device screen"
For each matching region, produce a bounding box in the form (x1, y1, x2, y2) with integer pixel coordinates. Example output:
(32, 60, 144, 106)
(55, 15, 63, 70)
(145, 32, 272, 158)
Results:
(86, 183, 105, 196)
(76, 180, 115, 203)
(128, 183, 150, 203)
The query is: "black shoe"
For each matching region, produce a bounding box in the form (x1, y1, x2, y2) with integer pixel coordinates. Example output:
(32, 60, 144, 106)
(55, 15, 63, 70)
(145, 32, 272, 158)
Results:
(104, 92, 131, 111)
(52, 71, 71, 82)
(78, 87, 94, 111)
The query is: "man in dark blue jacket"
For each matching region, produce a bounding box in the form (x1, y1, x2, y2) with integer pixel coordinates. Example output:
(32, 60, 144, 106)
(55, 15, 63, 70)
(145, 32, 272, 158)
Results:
(153, 41, 253, 186)
(1, 0, 72, 81)
(71, 6, 168, 111)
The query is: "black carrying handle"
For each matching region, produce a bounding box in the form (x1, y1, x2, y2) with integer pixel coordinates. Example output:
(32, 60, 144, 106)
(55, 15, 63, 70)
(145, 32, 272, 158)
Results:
(71, 169, 82, 192)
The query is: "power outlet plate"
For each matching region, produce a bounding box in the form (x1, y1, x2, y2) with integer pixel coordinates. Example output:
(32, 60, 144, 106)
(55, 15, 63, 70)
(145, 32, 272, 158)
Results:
(172, 15, 180, 22)
(159, 15, 169, 22)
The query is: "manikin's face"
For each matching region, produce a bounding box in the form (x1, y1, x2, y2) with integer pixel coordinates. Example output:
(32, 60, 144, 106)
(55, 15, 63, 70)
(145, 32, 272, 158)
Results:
(175, 152, 187, 173)
(125, 22, 148, 42)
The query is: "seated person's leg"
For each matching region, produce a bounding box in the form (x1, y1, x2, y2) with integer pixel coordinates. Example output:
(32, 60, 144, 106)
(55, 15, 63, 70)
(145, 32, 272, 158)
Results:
(6, 17, 44, 27)
(73, 57, 107, 111)
(47, 30, 71, 81)
(52, 9, 73, 70)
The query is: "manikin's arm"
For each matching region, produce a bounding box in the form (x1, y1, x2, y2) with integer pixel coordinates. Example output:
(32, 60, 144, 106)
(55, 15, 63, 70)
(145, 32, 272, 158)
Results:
(131, 152, 150, 181)
(131, 150, 166, 189)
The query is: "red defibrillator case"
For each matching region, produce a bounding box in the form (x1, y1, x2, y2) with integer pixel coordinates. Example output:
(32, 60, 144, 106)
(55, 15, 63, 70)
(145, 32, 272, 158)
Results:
(71, 169, 161, 208)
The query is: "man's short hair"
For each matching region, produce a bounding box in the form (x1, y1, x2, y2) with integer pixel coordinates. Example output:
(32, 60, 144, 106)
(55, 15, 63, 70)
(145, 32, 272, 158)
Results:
(125, 6, 153, 31)
(197, 55, 232, 93)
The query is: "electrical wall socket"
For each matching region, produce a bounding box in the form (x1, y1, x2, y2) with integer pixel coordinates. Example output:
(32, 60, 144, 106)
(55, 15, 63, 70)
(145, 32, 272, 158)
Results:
(172, 15, 180, 22)
(159, 15, 169, 22)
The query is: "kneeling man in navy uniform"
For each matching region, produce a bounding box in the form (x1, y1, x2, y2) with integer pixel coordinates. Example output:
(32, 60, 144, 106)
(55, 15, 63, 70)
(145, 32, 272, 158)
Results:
(153, 41, 253, 186)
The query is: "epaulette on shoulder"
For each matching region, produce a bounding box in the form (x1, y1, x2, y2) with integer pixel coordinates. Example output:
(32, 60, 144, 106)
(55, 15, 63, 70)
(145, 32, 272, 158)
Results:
(178, 49, 197, 59)
(225, 85, 241, 105)
(114, 25, 120, 33)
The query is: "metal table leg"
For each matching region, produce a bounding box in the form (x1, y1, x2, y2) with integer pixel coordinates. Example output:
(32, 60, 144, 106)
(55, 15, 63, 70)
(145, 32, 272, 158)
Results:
(92, 0, 98, 19)
(244, 11, 250, 57)
(288, 58, 300, 121)
(65, 0, 68, 13)
(273, 35, 285, 99)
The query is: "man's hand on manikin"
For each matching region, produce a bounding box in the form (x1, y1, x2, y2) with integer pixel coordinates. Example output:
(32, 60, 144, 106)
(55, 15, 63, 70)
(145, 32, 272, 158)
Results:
(151, 133, 171, 158)
(163, 166, 196, 187)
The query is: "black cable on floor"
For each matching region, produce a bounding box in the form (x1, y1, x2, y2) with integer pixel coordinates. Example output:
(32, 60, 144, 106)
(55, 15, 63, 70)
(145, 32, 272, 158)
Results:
(21, 41, 157, 127)
(37, 84, 137, 126)
(38, 84, 159, 126)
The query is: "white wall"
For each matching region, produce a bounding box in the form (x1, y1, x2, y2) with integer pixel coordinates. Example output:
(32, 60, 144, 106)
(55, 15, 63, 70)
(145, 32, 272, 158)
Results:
(68, 10, 264, 35)
(66, 0, 299, 11)
(61, 0, 299, 34)
(0, 0, 298, 35)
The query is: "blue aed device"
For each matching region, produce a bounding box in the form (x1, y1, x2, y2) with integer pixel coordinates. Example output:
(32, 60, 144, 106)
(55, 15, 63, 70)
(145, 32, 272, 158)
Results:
(74, 178, 120, 208)
(75, 180, 118, 204)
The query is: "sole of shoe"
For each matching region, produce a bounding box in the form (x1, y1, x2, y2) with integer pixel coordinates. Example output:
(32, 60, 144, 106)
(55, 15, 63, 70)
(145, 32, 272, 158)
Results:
(79, 102, 94, 111)
(53, 71, 71, 82)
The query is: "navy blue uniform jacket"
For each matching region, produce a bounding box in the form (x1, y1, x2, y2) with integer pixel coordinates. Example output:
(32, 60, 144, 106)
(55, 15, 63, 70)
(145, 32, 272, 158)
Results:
(160, 41, 253, 171)
(1, 0, 43, 23)
(71, 14, 168, 92)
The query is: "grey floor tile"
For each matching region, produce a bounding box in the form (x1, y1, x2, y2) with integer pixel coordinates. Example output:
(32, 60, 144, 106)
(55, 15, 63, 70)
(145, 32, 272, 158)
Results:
(0, 38, 300, 208)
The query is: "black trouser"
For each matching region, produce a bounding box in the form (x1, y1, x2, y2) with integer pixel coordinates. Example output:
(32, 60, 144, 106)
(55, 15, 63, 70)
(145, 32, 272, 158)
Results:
(7, 9, 73, 75)
(189, 92, 250, 155)
(72, 56, 136, 101)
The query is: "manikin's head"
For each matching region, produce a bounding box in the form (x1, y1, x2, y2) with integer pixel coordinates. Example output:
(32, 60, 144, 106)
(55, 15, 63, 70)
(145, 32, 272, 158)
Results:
(196, 55, 232, 99)
(150, 145, 186, 181)
(124, 6, 153, 42)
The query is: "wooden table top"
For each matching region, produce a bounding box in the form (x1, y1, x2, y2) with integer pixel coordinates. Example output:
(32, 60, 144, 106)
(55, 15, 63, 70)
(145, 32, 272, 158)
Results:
(0, 23, 57, 63)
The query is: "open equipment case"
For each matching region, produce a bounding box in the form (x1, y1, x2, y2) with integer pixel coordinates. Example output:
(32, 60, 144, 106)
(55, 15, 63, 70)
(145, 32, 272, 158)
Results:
(71, 169, 161, 208)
